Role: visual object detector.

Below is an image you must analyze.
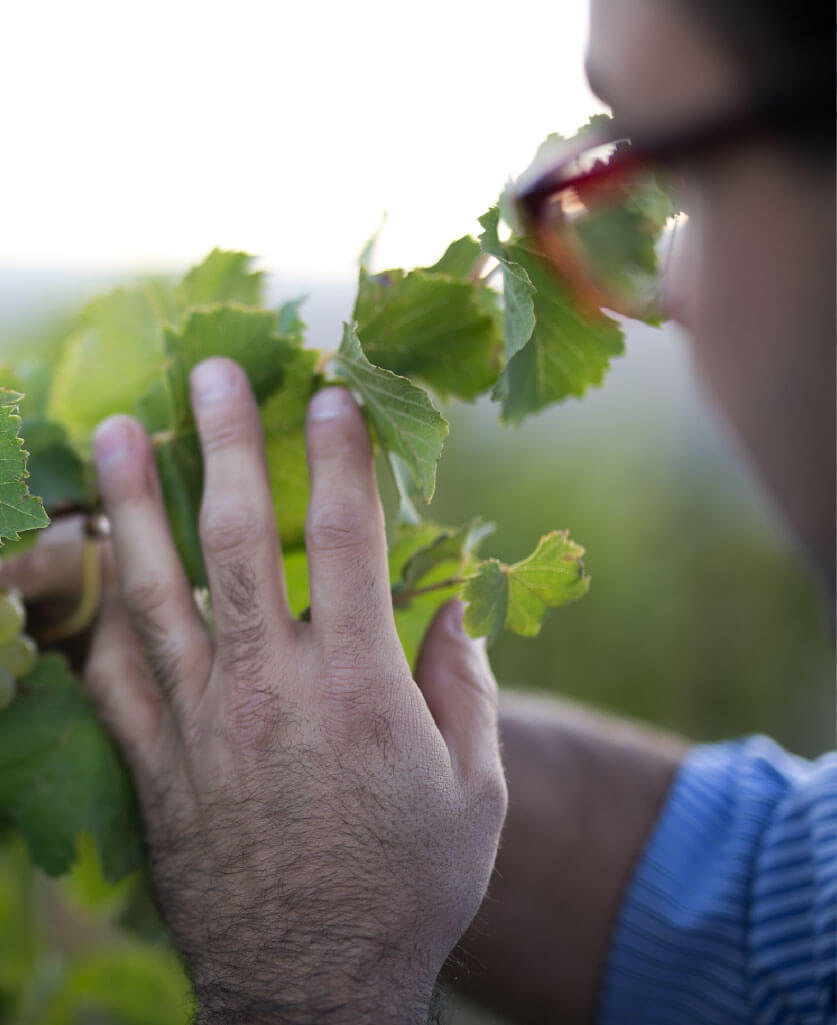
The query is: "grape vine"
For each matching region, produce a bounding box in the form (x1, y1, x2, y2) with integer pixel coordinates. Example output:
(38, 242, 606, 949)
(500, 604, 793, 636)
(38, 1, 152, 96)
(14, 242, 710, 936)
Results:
(0, 119, 671, 882)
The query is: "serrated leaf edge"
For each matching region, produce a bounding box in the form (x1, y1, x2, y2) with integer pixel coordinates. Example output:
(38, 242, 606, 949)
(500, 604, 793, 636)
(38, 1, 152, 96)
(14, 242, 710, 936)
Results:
(334, 322, 449, 502)
(0, 391, 50, 545)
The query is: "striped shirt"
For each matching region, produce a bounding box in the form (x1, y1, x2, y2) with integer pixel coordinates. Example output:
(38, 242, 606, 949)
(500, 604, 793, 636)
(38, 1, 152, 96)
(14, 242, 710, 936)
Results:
(597, 737, 837, 1024)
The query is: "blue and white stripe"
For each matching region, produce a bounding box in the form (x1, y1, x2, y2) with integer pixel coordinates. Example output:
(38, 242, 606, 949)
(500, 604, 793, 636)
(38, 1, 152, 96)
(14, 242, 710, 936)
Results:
(597, 737, 836, 1024)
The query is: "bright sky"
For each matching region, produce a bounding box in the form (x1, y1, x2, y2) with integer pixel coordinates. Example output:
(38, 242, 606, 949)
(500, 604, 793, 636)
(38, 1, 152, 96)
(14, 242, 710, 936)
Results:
(1, 1, 604, 280)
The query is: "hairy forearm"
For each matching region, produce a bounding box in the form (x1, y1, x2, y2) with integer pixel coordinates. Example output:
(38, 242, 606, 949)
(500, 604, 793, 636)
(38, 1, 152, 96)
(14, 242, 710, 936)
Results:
(447, 692, 688, 1025)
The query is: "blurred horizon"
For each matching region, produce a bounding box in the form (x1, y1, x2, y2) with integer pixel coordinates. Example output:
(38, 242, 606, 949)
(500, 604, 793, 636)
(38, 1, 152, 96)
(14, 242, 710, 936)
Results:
(0, 0, 603, 279)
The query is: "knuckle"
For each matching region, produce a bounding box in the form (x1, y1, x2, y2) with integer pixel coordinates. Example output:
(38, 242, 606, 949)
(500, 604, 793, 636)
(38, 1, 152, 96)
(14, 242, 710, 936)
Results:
(200, 411, 259, 457)
(216, 616, 269, 680)
(121, 573, 170, 619)
(225, 681, 281, 751)
(320, 655, 405, 743)
(200, 501, 265, 556)
(324, 645, 377, 694)
(471, 765, 509, 827)
(319, 637, 373, 689)
(322, 686, 380, 745)
(305, 501, 371, 557)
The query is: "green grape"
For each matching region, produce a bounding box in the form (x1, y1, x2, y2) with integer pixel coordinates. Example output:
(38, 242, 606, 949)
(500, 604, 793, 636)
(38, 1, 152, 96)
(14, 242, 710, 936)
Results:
(0, 665, 15, 711)
(0, 634, 37, 679)
(0, 589, 24, 646)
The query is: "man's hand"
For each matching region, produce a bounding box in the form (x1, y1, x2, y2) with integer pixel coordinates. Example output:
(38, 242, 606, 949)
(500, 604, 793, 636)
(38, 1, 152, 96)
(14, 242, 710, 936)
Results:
(84, 358, 507, 1025)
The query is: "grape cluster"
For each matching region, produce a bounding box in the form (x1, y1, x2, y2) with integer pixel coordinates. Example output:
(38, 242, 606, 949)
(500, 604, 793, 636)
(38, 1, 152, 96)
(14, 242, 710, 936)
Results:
(0, 588, 36, 710)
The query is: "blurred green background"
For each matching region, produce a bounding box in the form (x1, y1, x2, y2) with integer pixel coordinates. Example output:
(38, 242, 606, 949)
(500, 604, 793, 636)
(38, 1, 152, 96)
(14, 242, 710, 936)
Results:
(431, 354, 834, 759)
(0, 274, 832, 1024)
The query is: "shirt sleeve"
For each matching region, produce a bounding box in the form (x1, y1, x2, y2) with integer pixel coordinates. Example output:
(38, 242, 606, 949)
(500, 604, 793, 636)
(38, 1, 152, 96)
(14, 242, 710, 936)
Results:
(596, 736, 837, 1025)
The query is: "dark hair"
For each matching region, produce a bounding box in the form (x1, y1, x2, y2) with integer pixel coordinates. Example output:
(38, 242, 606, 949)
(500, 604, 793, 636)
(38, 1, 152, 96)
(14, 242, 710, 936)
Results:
(677, 0, 834, 154)
(678, 0, 832, 78)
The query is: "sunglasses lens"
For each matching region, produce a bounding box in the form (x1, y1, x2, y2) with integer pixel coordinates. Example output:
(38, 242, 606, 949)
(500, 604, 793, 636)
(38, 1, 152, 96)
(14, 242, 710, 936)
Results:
(535, 140, 680, 319)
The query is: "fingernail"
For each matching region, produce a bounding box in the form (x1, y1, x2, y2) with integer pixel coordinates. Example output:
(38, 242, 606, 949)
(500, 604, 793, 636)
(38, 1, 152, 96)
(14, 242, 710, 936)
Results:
(94, 416, 134, 468)
(191, 359, 234, 404)
(309, 387, 351, 423)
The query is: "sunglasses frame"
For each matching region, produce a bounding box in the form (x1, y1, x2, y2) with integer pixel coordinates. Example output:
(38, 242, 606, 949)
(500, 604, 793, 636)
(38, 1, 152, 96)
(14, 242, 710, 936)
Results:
(513, 83, 834, 319)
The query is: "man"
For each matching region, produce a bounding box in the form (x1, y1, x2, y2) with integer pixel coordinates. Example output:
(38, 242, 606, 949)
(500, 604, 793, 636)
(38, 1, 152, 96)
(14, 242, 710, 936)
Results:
(445, 2, 836, 1022)
(10, 0, 836, 1021)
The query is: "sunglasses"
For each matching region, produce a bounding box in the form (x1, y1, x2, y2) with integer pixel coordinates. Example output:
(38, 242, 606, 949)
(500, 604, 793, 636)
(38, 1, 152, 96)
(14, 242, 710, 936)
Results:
(512, 81, 834, 321)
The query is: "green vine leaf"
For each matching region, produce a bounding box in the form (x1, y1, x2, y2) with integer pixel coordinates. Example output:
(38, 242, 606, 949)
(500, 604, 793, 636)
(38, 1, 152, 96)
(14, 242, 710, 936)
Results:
(334, 322, 449, 504)
(21, 419, 92, 512)
(464, 530, 590, 644)
(155, 429, 207, 587)
(260, 347, 319, 551)
(424, 235, 482, 278)
(462, 559, 508, 647)
(492, 239, 625, 423)
(386, 521, 485, 669)
(0, 390, 49, 546)
(46, 288, 166, 449)
(393, 518, 495, 596)
(164, 307, 296, 430)
(478, 206, 536, 362)
(156, 346, 319, 587)
(388, 452, 423, 526)
(176, 248, 265, 310)
(0, 655, 142, 880)
(277, 296, 308, 344)
(479, 203, 626, 423)
(353, 268, 502, 400)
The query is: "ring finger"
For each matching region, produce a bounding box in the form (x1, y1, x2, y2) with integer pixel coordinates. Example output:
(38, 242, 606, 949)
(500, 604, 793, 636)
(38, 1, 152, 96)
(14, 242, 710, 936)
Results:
(190, 358, 296, 674)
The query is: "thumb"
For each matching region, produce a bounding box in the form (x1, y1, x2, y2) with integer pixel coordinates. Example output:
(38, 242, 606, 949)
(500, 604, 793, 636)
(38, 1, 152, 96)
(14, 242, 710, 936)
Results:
(414, 599, 500, 780)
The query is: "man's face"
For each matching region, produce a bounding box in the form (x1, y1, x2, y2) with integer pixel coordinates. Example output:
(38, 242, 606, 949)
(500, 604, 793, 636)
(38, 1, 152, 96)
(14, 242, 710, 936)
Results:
(586, 0, 836, 584)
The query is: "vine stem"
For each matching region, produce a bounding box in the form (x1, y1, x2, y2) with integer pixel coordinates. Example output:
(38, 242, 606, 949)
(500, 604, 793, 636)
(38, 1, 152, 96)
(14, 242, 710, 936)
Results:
(391, 576, 467, 607)
(37, 534, 103, 644)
